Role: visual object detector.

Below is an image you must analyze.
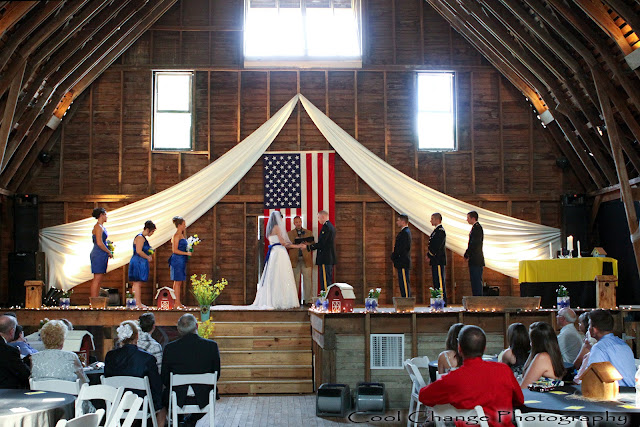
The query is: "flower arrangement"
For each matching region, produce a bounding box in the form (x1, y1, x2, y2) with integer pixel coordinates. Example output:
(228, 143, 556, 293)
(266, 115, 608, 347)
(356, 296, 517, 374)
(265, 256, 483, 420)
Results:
(367, 288, 382, 299)
(319, 289, 327, 299)
(125, 291, 135, 299)
(39, 318, 50, 329)
(429, 287, 443, 299)
(187, 235, 201, 253)
(61, 289, 73, 298)
(191, 274, 227, 307)
(198, 319, 215, 339)
(106, 240, 115, 256)
(556, 285, 568, 297)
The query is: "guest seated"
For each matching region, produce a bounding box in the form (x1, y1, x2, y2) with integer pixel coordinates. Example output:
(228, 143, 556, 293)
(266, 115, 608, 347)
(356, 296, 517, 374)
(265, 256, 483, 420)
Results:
(419, 325, 524, 427)
(576, 309, 636, 387)
(31, 320, 88, 385)
(556, 308, 582, 364)
(500, 323, 530, 379)
(0, 315, 30, 388)
(137, 313, 163, 370)
(519, 322, 564, 389)
(162, 314, 221, 413)
(573, 312, 595, 370)
(437, 323, 464, 374)
(105, 320, 165, 425)
(8, 325, 38, 358)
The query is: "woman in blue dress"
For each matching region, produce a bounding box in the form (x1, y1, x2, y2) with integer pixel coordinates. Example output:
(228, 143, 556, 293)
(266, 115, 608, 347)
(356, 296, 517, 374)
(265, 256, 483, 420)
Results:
(128, 220, 156, 307)
(90, 207, 112, 297)
(168, 216, 190, 307)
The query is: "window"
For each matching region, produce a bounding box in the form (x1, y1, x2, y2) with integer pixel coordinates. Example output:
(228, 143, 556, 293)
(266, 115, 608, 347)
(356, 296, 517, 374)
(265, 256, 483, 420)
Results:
(244, 0, 362, 67)
(152, 71, 193, 150)
(417, 72, 456, 151)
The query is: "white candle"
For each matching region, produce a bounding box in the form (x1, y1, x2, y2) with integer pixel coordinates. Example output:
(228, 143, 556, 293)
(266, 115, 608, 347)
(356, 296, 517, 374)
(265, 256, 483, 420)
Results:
(577, 241, 581, 258)
(549, 242, 553, 259)
(567, 235, 573, 253)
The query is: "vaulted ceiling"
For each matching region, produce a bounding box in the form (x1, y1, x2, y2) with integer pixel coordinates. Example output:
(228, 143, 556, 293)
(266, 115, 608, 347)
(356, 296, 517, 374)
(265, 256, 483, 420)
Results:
(2, 0, 640, 195)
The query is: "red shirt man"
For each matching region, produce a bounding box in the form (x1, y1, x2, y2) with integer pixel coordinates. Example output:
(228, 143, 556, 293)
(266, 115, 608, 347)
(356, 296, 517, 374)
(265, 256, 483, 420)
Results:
(419, 325, 524, 427)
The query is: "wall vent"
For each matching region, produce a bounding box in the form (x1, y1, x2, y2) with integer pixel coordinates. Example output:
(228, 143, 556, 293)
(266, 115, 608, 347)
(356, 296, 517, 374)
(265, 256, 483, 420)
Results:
(370, 334, 404, 369)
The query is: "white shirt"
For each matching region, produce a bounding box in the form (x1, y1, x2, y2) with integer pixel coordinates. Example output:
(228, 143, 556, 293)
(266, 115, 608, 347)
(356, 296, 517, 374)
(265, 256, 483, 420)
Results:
(557, 323, 583, 364)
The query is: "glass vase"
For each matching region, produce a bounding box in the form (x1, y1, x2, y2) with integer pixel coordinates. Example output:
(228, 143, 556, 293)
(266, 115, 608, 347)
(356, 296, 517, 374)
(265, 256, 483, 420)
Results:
(557, 296, 570, 309)
(200, 305, 211, 322)
(322, 299, 329, 311)
(59, 297, 70, 309)
(365, 298, 378, 312)
(125, 298, 136, 309)
(430, 297, 444, 311)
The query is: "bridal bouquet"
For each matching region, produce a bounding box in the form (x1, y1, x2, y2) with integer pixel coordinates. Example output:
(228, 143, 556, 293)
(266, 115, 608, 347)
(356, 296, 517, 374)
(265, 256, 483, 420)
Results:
(187, 234, 201, 253)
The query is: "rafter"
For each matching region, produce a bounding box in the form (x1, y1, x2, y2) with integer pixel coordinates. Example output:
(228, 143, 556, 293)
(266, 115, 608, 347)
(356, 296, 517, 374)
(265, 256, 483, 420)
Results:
(601, 0, 640, 40)
(0, 1, 37, 39)
(0, 61, 25, 167)
(574, 0, 634, 56)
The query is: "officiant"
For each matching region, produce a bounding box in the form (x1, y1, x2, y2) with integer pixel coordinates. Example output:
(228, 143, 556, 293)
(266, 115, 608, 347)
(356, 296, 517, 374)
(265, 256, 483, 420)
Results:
(288, 216, 315, 305)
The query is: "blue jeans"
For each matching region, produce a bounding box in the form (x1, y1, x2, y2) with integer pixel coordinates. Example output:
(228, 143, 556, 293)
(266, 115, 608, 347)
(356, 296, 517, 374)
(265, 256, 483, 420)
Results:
(469, 265, 484, 296)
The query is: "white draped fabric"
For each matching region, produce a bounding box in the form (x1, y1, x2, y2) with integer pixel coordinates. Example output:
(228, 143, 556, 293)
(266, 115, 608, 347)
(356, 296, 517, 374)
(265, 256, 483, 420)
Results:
(41, 94, 560, 290)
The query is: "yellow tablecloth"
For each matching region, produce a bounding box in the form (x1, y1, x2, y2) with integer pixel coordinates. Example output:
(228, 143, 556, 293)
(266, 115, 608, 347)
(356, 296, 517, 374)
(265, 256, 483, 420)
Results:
(519, 257, 618, 283)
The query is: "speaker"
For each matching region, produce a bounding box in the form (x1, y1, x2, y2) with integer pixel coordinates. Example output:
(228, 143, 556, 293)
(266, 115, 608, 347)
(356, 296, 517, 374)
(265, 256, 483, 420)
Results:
(8, 252, 45, 307)
(562, 194, 589, 254)
(14, 194, 39, 252)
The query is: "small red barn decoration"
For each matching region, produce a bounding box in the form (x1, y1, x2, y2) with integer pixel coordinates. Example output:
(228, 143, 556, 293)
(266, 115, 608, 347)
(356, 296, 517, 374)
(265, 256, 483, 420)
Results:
(63, 331, 95, 367)
(155, 287, 176, 310)
(327, 283, 355, 313)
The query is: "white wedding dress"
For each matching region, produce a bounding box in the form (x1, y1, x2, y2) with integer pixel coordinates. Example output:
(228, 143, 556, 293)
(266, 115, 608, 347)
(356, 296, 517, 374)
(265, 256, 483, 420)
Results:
(251, 235, 300, 309)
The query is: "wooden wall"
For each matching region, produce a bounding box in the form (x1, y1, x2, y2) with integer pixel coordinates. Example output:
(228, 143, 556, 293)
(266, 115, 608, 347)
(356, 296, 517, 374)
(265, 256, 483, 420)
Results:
(3, 0, 584, 306)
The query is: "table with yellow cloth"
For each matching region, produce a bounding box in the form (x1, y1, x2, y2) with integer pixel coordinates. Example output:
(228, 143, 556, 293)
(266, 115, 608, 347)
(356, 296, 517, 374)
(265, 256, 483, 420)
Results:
(519, 257, 617, 308)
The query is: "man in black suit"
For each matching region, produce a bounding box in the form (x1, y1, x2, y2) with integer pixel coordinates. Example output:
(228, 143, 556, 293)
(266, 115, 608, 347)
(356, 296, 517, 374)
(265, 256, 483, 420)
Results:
(391, 214, 411, 297)
(307, 210, 336, 293)
(427, 212, 447, 303)
(0, 315, 30, 389)
(161, 314, 221, 412)
(464, 210, 485, 296)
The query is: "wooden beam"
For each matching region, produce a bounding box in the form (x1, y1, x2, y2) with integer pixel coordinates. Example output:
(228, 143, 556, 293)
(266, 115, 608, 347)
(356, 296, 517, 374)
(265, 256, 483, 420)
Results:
(545, 123, 593, 192)
(0, 1, 37, 38)
(593, 75, 640, 283)
(574, 0, 633, 55)
(588, 176, 640, 197)
(602, 0, 640, 42)
(0, 61, 26, 168)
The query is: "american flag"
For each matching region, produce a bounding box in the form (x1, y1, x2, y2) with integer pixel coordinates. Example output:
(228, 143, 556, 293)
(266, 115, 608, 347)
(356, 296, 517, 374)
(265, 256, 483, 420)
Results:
(263, 151, 335, 295)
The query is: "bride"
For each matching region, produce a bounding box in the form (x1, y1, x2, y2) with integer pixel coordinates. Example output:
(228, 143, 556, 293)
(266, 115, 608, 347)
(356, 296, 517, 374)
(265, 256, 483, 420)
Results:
(251, 211, 305, 309)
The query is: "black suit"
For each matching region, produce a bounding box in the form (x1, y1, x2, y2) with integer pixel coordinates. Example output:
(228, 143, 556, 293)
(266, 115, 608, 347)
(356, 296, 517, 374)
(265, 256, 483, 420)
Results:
(427, 224, 447, 303)
(391, 226, 411, 297)
(0, 337, 30, 389)
(161, 333, 221, 409)
(308, 220, 337, 291)
(464, 222, 485, 296)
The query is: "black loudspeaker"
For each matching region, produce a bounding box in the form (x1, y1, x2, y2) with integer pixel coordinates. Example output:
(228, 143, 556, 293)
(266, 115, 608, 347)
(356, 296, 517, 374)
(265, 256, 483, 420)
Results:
(14, 194, 39, 252)
(8, 252, 45, 306)
(562, 194, 589, 254)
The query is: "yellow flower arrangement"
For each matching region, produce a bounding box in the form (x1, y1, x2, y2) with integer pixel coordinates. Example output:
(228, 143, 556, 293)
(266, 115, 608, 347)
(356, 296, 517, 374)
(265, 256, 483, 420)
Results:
(191, 274, 227, 306)
(198, 319, 215, 339)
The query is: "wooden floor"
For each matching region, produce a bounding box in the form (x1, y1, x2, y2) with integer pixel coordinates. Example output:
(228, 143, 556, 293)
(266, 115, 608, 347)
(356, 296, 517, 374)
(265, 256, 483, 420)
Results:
(213, 395, 408, 426)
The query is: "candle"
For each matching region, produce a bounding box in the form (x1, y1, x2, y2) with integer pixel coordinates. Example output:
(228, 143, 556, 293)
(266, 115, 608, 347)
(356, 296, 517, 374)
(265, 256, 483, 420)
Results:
(567, 235, 573, 253)
(577, 241, 581, 258)
(549, 242, 553, 259)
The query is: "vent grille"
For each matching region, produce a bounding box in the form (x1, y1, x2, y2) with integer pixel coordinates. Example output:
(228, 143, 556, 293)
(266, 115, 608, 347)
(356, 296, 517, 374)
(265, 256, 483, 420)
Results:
(370, 334, 404, 369)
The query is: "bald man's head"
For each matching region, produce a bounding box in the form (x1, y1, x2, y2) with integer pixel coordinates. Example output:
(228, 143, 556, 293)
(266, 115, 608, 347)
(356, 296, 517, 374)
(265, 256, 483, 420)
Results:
(0, 315, 17, 341)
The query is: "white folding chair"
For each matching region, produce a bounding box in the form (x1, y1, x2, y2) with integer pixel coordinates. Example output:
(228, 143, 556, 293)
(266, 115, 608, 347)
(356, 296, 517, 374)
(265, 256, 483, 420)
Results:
(106, 391, 144, 427)
(75, 383, 124, 426)
(30, 378, 81, 395)
(403, 358, 429, 427)
(55, 409, 105, 427)
(101, 376, 158, 427)
(513, 409, 587, 427)
(432, 404, 489, 427)
(168, 372, 217, 427)
(498, 349, 508, 363)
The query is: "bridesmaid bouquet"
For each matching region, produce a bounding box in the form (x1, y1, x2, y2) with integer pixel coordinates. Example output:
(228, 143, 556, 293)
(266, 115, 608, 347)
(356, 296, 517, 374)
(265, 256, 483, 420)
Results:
(187, 234, 201, 253)
(106, 240, 115, 255)
(147, 248, 155, 256)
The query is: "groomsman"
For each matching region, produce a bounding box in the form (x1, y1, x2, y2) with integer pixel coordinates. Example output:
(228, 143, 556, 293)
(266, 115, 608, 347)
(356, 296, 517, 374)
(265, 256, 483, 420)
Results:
(427, 213, 447, 304)
(288, 216, 314, 304)
(464, 211, 485, 296)
(307, 211, 336, 292)
(391, 214, 411, 298)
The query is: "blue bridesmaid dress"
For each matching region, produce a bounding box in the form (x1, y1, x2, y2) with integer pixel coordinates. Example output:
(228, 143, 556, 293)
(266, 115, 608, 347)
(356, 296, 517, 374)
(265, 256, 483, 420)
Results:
(90, 227, 109, 274)
(128, 234, 151, 282)
(168, 238, 188, 281)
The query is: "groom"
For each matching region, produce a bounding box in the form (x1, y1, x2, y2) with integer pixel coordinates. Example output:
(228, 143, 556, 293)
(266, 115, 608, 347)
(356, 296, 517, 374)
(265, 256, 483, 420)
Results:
(307, 211, 336, 293)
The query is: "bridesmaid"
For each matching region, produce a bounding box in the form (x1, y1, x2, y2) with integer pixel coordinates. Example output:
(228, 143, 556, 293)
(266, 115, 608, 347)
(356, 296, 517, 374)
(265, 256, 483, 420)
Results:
(168, 216, 190, 307)
(90, 207, 112, 298)
(128, 220, 156, 307)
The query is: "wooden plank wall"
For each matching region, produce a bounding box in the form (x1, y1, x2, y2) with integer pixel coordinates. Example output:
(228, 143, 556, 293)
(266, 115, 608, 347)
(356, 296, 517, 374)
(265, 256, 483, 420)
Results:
(2, 0, 585, 306)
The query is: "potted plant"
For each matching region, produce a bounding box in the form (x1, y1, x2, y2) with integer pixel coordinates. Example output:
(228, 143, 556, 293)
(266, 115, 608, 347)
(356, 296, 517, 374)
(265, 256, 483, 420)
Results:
(125, 288, 136, 309)
(191, 274, 227, 321)
(316, 289, 329, 311)
(365, 288, 381, 312)
(557, 285, 570, 309)
(429, 287, 444, 311)
(59, 289, 72, 309)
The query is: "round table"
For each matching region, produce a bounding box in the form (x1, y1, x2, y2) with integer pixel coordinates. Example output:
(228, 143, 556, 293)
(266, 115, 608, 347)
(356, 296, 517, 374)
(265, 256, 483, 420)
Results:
(0, 389, 75, 427)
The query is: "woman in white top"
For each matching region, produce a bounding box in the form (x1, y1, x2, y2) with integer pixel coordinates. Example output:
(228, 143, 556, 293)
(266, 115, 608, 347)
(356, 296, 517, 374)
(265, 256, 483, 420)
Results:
(437, 323, 464, 374)
(30, 320, 88, 384)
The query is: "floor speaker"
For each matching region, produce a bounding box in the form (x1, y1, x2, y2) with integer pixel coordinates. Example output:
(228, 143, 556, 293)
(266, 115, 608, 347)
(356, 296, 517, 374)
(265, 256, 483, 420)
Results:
(8, 252, 45, 306)
(562, 194, 589, 254)
(14, 194, 39, 252)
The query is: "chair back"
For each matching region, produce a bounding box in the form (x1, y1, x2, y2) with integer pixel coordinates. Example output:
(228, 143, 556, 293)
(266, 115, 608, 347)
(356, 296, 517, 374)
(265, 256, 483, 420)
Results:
(101, 376, 157, 427)
(432, 404, 489, 427)
(30, 378, 81, 395)
(407, 362, 427, 389)
(513, 409, 587, 427)
(106, 391, 144, 427)
(169, 372, 217, 427)
(409, 356, 429, 369)
(75, 383, 124, 425)
(55, 409, 105, 427)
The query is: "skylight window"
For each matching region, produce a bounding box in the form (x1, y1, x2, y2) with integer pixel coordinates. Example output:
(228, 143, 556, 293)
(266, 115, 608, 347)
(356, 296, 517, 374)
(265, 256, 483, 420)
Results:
(417, 72, 456, 151)
(152, 71, 193, 151)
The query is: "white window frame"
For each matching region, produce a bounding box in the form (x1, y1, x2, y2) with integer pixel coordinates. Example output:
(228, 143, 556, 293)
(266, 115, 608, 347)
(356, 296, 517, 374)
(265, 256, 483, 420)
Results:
(152, 70, 194, 151)
(243, 0, 363, 69)
(416, 72, 457, 152)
